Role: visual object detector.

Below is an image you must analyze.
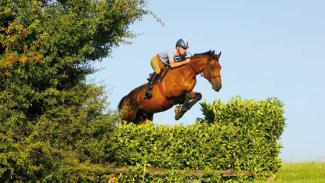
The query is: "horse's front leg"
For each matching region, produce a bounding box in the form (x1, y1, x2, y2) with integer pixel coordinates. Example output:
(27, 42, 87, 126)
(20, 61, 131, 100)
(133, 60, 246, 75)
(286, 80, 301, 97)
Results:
(175, 91, 202, 120)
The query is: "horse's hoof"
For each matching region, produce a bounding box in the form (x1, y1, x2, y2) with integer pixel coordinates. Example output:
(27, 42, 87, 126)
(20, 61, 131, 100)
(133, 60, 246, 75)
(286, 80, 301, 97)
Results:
(175, 105, 185, 120)
(175, 112, 185, 120)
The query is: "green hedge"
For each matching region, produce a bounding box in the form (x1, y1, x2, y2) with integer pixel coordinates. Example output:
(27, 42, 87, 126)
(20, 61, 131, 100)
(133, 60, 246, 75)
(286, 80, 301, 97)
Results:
(113, 97, 286, 181)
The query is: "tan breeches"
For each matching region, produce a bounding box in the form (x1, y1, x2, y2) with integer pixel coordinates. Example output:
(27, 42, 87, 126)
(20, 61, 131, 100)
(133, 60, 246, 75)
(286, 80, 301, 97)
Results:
(150, 55, 165, 74)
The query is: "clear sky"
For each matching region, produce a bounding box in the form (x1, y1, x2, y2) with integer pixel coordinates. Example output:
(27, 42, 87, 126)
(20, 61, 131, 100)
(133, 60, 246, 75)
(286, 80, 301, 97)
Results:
(89, 0, 325, 162)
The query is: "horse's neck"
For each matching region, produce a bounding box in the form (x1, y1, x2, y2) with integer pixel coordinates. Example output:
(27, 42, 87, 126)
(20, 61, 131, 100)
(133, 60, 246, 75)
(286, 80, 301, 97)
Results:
(187, 56, 207, 75)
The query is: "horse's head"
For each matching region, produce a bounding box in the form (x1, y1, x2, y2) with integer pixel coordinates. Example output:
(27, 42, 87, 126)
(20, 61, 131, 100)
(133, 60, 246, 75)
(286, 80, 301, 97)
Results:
(201, 51, 222, 92)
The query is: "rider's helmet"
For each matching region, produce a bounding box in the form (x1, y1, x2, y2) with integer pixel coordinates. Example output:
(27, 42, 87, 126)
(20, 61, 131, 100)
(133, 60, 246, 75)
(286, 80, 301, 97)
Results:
(175, 39, 189, 49)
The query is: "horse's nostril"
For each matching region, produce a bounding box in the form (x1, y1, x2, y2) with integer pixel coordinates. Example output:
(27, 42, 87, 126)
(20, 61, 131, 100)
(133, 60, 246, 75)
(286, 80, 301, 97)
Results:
(213, 82, 222, 92)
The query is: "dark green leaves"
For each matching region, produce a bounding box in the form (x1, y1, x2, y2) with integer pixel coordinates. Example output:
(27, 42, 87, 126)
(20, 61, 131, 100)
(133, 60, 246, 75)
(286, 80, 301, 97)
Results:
(0, 0, 148, 181)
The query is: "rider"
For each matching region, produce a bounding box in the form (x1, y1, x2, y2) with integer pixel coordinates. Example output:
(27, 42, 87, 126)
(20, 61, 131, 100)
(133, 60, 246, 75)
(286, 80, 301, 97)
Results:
(144, 39, 191, 99)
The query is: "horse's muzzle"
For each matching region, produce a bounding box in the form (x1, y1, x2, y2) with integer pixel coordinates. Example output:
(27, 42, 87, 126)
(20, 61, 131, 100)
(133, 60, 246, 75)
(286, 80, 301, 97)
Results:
(212, 79, 222, 92)
(213, 84, 222, 92)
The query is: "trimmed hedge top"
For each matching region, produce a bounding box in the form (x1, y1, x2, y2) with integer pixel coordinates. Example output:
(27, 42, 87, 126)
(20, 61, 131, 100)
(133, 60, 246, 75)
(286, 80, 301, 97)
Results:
(113, 97, 286, 180)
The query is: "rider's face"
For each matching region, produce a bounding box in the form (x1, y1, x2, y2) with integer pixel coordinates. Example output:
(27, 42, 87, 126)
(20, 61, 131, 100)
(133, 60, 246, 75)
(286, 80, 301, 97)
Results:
(177, 46, 187, 55)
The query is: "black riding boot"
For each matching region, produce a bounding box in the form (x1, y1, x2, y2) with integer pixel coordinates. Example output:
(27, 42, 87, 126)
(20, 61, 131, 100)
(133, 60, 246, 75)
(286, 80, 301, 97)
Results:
(144, 73, 158, 99)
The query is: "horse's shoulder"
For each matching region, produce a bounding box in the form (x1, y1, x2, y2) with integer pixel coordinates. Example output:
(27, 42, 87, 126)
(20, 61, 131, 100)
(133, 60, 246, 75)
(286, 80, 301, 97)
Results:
(165, 66, 187, 77)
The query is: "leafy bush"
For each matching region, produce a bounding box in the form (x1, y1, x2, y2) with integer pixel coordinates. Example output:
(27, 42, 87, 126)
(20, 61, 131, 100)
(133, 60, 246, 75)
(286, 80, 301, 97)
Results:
(113, 97, 286, 181)
(0, 84, 119, 182)
(0, 0, 148, 181)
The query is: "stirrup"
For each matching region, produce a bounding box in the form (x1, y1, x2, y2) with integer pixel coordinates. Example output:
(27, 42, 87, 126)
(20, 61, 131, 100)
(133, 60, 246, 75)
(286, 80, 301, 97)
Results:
(147, 73, 154, 82)
(144, 86, 153, 99)
(149, 73, 159, 84)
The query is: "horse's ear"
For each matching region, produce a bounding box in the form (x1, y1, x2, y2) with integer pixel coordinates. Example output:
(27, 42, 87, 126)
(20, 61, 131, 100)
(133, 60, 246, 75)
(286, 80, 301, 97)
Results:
(211, 50, 215, 55)
(217, 51, 222, 59)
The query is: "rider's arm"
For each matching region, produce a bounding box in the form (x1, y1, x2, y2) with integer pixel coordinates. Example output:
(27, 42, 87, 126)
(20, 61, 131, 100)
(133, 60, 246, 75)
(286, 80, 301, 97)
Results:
(169, 58, 190, 68)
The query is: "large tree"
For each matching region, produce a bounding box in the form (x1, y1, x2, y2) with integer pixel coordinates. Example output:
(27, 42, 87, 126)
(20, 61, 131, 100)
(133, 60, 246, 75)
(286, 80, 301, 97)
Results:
(0, 0, 148, 181)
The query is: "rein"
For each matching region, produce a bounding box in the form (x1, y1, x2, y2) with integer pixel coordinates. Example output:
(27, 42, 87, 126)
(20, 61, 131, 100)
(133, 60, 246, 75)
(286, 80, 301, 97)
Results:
(188, 61, 202, 75)
(188, 55, 210, 75)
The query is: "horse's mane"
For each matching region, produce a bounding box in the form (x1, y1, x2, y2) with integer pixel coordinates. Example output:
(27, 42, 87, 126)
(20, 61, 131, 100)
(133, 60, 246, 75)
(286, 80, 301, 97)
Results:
(192, 50, 217, 58)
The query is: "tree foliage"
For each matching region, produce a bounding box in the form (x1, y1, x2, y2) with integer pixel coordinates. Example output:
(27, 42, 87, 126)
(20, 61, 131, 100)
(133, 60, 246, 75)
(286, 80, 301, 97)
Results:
(0, 0, 148, 181)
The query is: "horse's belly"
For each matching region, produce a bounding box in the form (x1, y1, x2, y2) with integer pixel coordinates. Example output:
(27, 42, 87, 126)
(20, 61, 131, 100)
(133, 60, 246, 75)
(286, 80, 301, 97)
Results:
(141, 96, 175, 113)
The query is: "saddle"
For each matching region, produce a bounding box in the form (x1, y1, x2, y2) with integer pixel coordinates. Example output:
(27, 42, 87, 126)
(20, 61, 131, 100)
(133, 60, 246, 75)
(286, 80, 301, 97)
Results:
(147, 65, 169, 84)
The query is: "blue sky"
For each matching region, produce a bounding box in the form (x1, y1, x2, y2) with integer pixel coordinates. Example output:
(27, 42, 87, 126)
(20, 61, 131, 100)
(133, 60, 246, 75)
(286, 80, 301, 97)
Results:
(89, 0, 325, 162)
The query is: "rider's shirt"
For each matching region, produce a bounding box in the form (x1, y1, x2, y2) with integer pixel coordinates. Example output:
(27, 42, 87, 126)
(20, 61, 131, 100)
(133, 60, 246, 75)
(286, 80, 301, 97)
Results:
(158, 49, 177, 65)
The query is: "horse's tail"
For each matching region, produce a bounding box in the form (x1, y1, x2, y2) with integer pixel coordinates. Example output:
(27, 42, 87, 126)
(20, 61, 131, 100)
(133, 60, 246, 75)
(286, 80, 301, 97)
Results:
(118, 95, 128, 110)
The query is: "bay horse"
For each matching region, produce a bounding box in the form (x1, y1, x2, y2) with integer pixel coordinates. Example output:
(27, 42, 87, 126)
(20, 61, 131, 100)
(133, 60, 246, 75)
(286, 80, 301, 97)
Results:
(118, 50, 222, 124)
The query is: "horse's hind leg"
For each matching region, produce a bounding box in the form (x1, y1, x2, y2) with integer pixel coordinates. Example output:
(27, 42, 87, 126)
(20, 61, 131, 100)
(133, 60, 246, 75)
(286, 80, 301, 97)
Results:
(135, 109, 153, 125)
(123, 109, 138, 123)
(143, 113, 154, 125)
(175, 91, 202, 120)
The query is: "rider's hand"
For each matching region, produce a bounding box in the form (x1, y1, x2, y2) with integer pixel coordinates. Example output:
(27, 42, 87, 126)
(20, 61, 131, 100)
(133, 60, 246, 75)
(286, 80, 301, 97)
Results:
(185, 58, 190, 63)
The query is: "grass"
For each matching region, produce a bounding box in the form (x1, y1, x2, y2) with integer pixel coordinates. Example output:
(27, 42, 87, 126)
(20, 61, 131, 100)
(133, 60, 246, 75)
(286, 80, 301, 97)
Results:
(270, 162, 325, 183)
